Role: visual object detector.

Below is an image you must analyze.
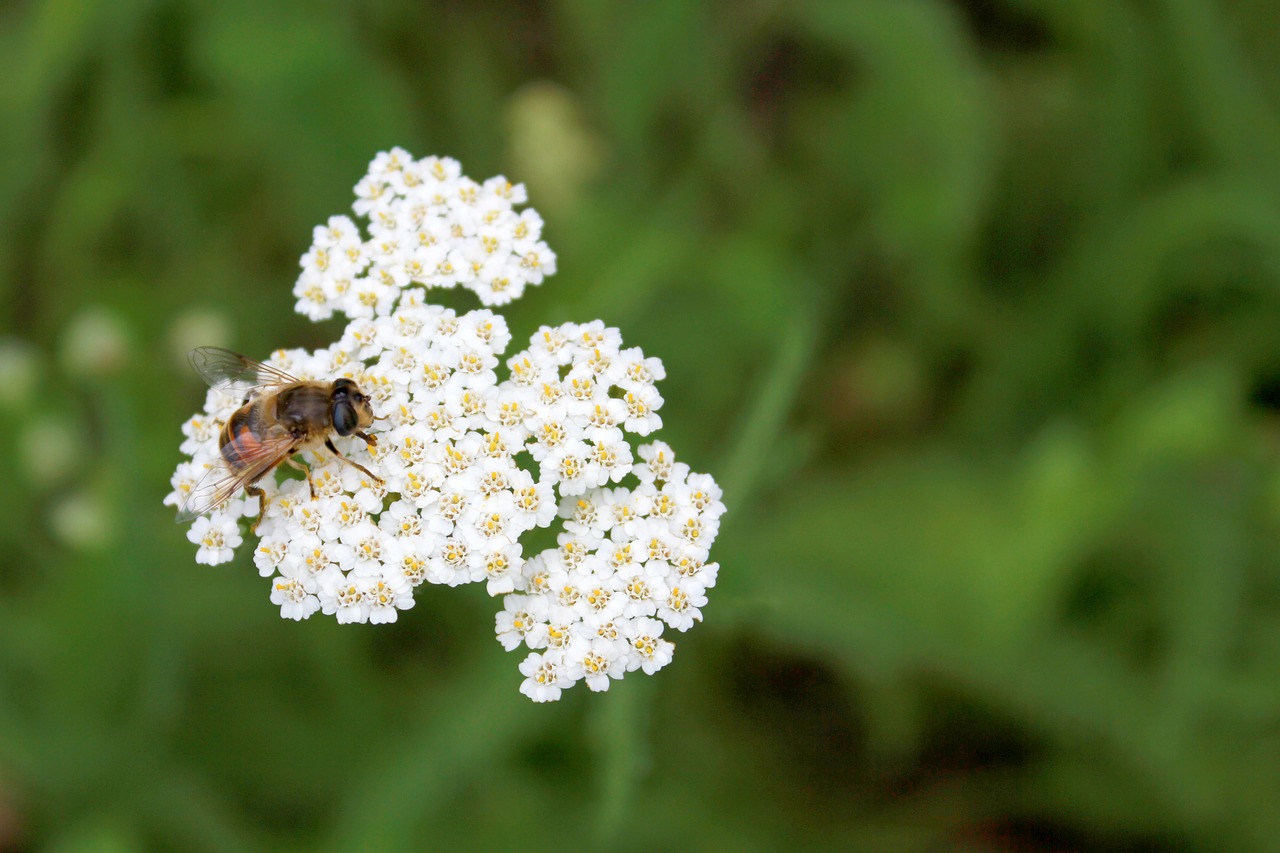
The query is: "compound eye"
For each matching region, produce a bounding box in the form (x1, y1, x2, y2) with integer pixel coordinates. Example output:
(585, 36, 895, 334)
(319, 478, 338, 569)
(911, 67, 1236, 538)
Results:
(332, 400, 359, 436)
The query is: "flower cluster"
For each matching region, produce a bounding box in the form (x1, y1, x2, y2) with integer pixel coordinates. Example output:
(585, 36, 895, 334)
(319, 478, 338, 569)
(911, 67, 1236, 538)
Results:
(293, 148, 555, 316)
(500, 442, 724, 700)
(168, 149, 724, 700)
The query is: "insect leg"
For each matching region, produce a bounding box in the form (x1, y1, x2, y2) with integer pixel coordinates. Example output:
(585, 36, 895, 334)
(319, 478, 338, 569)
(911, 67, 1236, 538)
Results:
(325, 438, 384, 485)
(284, 455, 316, 500)
(246, 483, 268, 533)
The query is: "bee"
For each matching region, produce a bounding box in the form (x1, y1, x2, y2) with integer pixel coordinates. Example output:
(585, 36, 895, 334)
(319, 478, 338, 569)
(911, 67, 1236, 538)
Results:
(177, 346, 383, 531)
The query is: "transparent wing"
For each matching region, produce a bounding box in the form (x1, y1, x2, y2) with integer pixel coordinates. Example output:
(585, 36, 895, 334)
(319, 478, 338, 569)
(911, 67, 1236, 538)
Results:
(175, 427, 299, 523)
(188, 346, 301, 399)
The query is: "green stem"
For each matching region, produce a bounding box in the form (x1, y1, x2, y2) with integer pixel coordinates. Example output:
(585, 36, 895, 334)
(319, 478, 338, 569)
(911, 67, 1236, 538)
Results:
(718, 300, 820, 509)
(591, 298, 819, 842)
(593, 678, 651, 844)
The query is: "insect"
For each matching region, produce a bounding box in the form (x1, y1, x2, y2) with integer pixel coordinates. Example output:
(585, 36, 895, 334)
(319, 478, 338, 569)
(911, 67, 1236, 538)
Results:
(176, 346, 382, 531)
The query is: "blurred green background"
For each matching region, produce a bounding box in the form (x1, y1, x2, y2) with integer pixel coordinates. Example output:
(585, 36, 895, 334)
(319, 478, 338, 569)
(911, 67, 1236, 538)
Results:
(3, 0, 1280, 850)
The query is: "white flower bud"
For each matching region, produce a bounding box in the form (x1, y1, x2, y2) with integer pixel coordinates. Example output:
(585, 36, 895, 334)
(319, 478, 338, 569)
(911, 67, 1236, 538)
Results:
(168, 308, 233, 368)
(19, 414, 82, 488)
(505, 81, 604, 216)
(60, 307, 130, 378)
(0, 338, 39, 411)
(49, 491, 113, 550)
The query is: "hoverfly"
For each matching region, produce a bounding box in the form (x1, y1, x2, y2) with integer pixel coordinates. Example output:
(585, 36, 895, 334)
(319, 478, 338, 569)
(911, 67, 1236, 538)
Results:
(176, 346, 382, 531)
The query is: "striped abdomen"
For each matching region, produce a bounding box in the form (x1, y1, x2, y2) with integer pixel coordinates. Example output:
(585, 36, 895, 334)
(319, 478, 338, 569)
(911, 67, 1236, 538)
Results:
(220, 405, 268, 471)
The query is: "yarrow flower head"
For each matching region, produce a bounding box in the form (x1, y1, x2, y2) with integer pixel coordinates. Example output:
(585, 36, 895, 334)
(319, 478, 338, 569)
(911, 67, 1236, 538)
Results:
(167, 148, 725, 701)
(293, 149, 555, 317)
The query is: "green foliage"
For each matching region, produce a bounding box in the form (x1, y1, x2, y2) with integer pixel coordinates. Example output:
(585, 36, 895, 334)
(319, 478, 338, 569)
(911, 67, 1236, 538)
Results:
(2, 0, 1280, 849)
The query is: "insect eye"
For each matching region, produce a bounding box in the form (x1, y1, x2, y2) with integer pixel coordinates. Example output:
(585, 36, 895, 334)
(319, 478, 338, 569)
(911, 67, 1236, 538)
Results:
(332, 400, 359, 436)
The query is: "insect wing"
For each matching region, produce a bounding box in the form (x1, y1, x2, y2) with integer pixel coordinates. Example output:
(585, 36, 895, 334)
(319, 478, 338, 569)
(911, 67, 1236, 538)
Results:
(175, 429, 298, 523)
(189, 346, 301, 399)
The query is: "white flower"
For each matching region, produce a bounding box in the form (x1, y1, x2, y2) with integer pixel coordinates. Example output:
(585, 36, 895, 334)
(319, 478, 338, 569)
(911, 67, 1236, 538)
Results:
(319, 568, 368, 624)
(187, 514, 243, 565)
(635, 441, 688, 485)
(496, 595, 550, 651)
(518, 652, 567, 702)
(364, 575, 415, 624)
(656, 580, 709, 631)
(567, 638, 627, 692)
(270, 576, 321, 621)
(254, 536, 290, 578)
(481, 542, 523, 596)
(171, 147, 725, 701)
(165, 459, 209, 510)
(624, 617, 675, 675)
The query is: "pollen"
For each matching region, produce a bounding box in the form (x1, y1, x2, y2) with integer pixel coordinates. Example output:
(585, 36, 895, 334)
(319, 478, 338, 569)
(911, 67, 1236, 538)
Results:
(484, 432, 508, 457)
(558, 455, 582, 481)
(560, 540, 586, 567)
(442, 541, 469, 566)
(625, 392, 649, 418)
(516, 487, 541, 512)
(626, 578, 650, 601)
(667, 588, 689, 612)
(498, 401, 525, 426)
(610, 543, 633, 567)
(586, 348, 610, 375)
(420, 363, 447, 388)
(401, 555, 428, 586)
(479, 513, 506, 537)
(539, 422, 565, 447)
(485, 553, 510, 577)
(534, 662, 555, 684)
(546, 624, 569, 648)
(539, 382, 564, 405)
(459, 390, 483, 416)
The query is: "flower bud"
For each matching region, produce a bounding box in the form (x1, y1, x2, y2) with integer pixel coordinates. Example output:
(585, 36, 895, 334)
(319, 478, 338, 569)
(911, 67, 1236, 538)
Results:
(0, 338, 39, 413)
(506, 81, 604, 216)
(59, 307, 130, 379)
(168, 307, 233, 368)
